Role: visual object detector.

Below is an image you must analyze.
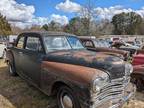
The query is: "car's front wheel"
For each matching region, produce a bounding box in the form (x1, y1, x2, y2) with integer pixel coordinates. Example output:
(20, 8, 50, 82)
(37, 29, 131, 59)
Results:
(57, 86, 80, 108)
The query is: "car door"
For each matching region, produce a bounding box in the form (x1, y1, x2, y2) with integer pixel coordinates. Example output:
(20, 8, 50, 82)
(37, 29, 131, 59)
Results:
(13, 35, 26, 75)
(21, 35, 45, 86)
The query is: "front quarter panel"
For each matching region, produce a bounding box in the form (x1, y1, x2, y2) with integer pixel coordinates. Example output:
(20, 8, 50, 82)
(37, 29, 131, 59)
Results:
(40, 61, 104, 98)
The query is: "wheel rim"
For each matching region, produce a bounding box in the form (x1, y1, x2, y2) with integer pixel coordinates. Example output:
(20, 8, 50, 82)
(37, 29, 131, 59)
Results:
(9, 64, 13, 74)
(60, 94, 73, 108)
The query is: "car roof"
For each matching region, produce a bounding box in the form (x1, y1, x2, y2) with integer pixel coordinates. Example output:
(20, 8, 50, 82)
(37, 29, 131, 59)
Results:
(20, 31, 76, 37)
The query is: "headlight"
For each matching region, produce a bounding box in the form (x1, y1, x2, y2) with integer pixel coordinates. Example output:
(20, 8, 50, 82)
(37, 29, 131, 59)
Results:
(125, 63, 133, 76)
(93, 72, 109, 92)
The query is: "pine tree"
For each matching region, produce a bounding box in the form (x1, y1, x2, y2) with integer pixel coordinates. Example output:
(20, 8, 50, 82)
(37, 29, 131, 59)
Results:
(0, 13, 12, 36)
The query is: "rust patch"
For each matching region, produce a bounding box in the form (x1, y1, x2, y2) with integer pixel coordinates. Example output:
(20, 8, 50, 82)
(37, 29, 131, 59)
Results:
(41, 61, 104, 85)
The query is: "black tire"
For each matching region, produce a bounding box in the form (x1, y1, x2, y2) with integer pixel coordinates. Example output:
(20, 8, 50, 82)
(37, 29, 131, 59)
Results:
(57, 86, 80, 108)
(136, 79, 144, 92)
(8, 61, 17, 76)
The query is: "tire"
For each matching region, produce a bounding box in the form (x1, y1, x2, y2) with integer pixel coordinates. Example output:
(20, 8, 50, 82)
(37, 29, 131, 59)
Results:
(136, 79, 144, 92)
(8, 61, 17, 76)
(57, 86, 80, 108)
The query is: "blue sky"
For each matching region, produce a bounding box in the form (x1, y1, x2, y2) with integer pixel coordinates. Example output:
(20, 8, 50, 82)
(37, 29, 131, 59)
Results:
(16, 0, 144, 19)
(1, 0, 144, 28)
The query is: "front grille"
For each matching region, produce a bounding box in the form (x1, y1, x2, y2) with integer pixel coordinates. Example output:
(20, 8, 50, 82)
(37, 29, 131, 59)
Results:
(91, 77, 130, 107)
(108, 65, 125, 79)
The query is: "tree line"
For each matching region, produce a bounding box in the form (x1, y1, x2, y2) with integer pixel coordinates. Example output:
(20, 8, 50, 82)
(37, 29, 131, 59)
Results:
(0, 12, 144, 36)
(41, 12, 144, 36)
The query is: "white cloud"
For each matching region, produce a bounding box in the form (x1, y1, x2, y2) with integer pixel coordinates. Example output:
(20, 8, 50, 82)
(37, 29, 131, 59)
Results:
(50, 14, 69, 25)
(56, 0, 82, 13)
(32, 17, 49, 26)
(0, 0, 35, 22)
(0, 0, 68, 29)
(94, 5, 144, 20)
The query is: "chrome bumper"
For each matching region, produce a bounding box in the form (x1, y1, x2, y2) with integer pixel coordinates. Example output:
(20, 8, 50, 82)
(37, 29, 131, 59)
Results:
(90, 83, 136, 108)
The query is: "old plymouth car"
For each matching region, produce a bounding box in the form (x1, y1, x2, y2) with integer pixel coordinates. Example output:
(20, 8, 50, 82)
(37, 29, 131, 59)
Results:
(6, 32, 135, 108)
(79, 37, 129, 61)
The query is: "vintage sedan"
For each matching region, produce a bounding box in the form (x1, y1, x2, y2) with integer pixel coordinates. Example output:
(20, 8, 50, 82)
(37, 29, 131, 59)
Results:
(6, 32, 135, 108)
(79, 37, 129, 61)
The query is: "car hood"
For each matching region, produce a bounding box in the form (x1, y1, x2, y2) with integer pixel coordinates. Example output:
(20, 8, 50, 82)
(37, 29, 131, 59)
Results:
(45, 49, 125, 79)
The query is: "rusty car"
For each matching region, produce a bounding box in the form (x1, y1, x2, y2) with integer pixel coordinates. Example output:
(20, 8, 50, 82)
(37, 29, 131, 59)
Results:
(79, 37, 129, 61)
(111, 41, 139, 56)
(6, 32, 135, 108)
(131, 50, 144, 91)
(131, 65, 144, 91)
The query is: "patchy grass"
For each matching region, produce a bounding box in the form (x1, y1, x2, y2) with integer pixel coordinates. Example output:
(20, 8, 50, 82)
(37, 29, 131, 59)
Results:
(0, 60, 56, 108)
(0, 60, 144, 108)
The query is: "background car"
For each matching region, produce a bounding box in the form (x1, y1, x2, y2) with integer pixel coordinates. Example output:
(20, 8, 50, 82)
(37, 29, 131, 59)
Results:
(0, 42, 6, 58)
(79, 37, 129, 61)
(111, 41, 140, 56)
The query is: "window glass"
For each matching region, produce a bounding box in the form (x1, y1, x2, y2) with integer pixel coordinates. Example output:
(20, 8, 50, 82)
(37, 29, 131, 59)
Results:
(44, 36, 71, 52)
(17, 37, 24, 49)
(26, 37, 42, 51)
(67, 36, 84, 49)
(84, 41, 93, 47)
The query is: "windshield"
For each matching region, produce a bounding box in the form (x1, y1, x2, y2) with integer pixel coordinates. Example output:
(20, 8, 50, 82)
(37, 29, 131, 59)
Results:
(44, 36, 84, 52)
(93, 40, 110, 48)
(67, 36, 84, 49)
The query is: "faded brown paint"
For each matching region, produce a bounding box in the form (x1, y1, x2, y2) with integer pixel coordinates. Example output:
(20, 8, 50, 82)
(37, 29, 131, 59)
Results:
(42, 61, 104, 85)
(52, 50, 111, 63)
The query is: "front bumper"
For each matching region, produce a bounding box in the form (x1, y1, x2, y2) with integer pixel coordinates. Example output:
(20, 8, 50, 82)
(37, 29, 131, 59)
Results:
(90, 83, 136, 108)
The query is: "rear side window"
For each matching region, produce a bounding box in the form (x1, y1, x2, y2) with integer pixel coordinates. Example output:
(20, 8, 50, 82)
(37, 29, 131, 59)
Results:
(26, 37, 42, 51)
(17, 37, 24, 49)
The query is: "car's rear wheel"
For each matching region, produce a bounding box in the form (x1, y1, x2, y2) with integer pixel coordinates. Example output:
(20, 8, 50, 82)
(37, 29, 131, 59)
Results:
(57, 86, 80, 108)
(8, 61, 17, 76)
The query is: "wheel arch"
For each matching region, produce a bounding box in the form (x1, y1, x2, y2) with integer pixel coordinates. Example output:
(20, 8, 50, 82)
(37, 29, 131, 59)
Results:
(51, 81, 72, 96)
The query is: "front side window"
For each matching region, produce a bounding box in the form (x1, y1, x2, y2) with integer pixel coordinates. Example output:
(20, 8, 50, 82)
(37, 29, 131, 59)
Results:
(17, 36, 24, 49)
(26, 37, 42, 51)
(67, 36, 84, 49)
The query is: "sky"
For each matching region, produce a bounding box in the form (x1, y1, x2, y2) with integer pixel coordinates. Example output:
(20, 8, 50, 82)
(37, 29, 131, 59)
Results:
(0, 0, 144, 29)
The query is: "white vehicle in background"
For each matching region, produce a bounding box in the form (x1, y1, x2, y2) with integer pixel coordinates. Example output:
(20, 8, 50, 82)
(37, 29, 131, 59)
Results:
(0, 35, 17, 59)
(0, 36, 7, 59)
(0, 42, 6, 58)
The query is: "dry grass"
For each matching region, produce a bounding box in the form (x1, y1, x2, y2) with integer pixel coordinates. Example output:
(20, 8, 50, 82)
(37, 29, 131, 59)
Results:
(0, 60, 144, 108)
(0, 60, 56, 108)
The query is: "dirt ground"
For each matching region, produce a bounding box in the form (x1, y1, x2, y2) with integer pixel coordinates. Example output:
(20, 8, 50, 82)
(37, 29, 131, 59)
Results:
(0, 60, 144, 108)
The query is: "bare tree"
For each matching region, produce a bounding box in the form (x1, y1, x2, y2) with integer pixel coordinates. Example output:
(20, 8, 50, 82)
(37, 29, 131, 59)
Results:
(78, 0, 100, 35)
